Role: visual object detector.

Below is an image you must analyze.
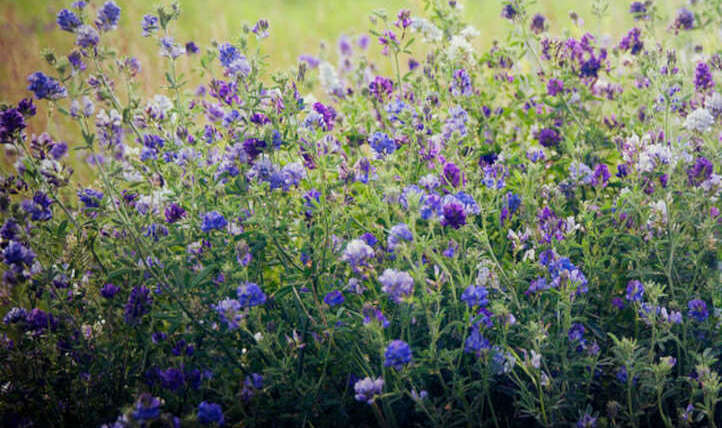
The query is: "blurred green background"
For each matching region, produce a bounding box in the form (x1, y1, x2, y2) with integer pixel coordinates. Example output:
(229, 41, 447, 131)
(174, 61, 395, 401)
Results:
(0, 0, 688, 179)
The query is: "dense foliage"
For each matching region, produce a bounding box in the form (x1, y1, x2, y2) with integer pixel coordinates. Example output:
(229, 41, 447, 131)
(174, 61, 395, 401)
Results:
(1, 0, 721, 426)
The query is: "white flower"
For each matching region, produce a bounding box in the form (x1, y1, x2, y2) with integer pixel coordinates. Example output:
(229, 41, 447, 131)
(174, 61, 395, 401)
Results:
(410, 18, 442, 43)
(318, 61, 343, 95)
(684, 108, 714, 133)
(705, 92, 722, 118)
(447, 35, 473, 62)
(459, 26, 480, 41)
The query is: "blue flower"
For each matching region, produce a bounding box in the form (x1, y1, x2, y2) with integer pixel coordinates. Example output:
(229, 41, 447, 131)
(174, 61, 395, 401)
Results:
(57, 9, 81, 32)
(625, 280, 644, 302)
(27, 72, 67, 100)
(75, 25, 99, 48)
(21, 191, 53, 221)
(384, 340, 412, 370)
(197, 401, 224, 425)
(460, 285, 489, 308)
(78, 188, 104, 209)
(323, 290, 344, 306)
(237, 282, 267, 307)
(131, 393, 162, 422)
(200, 211, 227, 232)
(687, 299, 709, 322)
(441, 201, 466, 229)
(464, 326, 490, 355)
(96, 1, 121, 32)
(388, 223, 413, 249)
(369, 131, 396, 157)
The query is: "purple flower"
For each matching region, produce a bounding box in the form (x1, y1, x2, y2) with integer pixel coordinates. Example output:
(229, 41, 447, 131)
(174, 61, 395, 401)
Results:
(530, 13, 546, 34)
(354, 377, 384, 404)
(57, 9, 81, 32)
(369, 131, 396, 157)
(464, 326, 490, 355)
(3, 241, 36, 267)
(577, 413, 597, 428)
(611, 297, 625, 309)
(441, 202, 466, 229)
(625, 280, 644, 302)
(501, 4, 517, 20)
(159, 367, 185, 391)
(388, 223, 413, 249)
(323, 290, 344, 306)
(460, 285, 489, 307)
(132, 393, 162, 422)
(78, 188, 104, 209)
(618, 28, 643, 55)
(443, 162, 462, 188)
(369, 76, 393, 101)
(629, 2, 647, 18)
(568, 323, 586, 349)
(673, 8, 694, 31)
(200, 211, 227, 232)
(213, 298, 242, 330)
(687, 157, 713, 187)
(384, 340, 412, 370)
(0, 219, 19, 241)
(185, 41, 199, 54)
(695, 62, 714, 92)
(0, 108, 25, 143)
(197, 401, 224, 425)
(450, 68, 472, 96)
(341, 239, 374, 267)
(252, 19, 270, 39)
(687, 299, 709, 322)
(313, 102, 337, 131)
(141, 14, 159, 37)
(537, 127, 561, 147)
(75, 25, 99, 48)
(96, 1, 121, 32)
(164, 203, 186, 223)
(378, 269, 414, 303)
(592, 163, 610, 187)
(237, 282, 266, 307)
(3, 307, 28, 325)
(124, 286, 153, 325)
(21, 191, 53, 221)
(101, 283, 120, 299)
(27, 72, 67, 100)
(546, 78, 564, 96)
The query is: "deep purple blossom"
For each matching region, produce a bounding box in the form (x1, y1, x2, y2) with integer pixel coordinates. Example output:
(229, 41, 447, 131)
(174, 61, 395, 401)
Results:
(673, 8, 694, 31)
(21, 191, 53, 221)
(124, 286, 153, 325)
(101, 283, 120, 299)
(695, 62, 714, 92)
(369, 76, 393, 101)
(213, 298, 242, 330)
(547, 78, 564, 96)
(686, 157, 713, 187)
(388, 223, 413, 249)
(537, 128, 562, 147)
(75, 25, 99, 48)
(619, 28, 643, 55)
(369, 131, 396, 156)
(441, 202, 466, 229)
(164, 203, 186, 223)
(132, 393, 162, 422)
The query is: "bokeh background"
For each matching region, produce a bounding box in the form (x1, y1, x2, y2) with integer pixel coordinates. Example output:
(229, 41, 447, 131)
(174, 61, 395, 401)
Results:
(0, 0, 694, 179)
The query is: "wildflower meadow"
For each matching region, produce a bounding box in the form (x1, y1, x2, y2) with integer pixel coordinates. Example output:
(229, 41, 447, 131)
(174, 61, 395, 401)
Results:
(1, 0, 721, 426)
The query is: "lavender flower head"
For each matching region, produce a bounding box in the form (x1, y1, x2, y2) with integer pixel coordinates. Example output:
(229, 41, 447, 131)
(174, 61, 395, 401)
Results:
(323, 290, 344, 306)
(379, 268, 414, 303)
(96, 1, 121, 32)
(625, 280, 644, 302)
(201, 211, 227, 232)
(27, 72, 67, 100)
(213, 298, 243, 330)
(354, 376, 384, 404)
(124, 286, 153, 325)
(197, 401, 224, 425)
(341, 239, 374, 267)
(388, 223, 413, 250)
(460, 284, 489, 307)
(131, 393, 163, 422)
